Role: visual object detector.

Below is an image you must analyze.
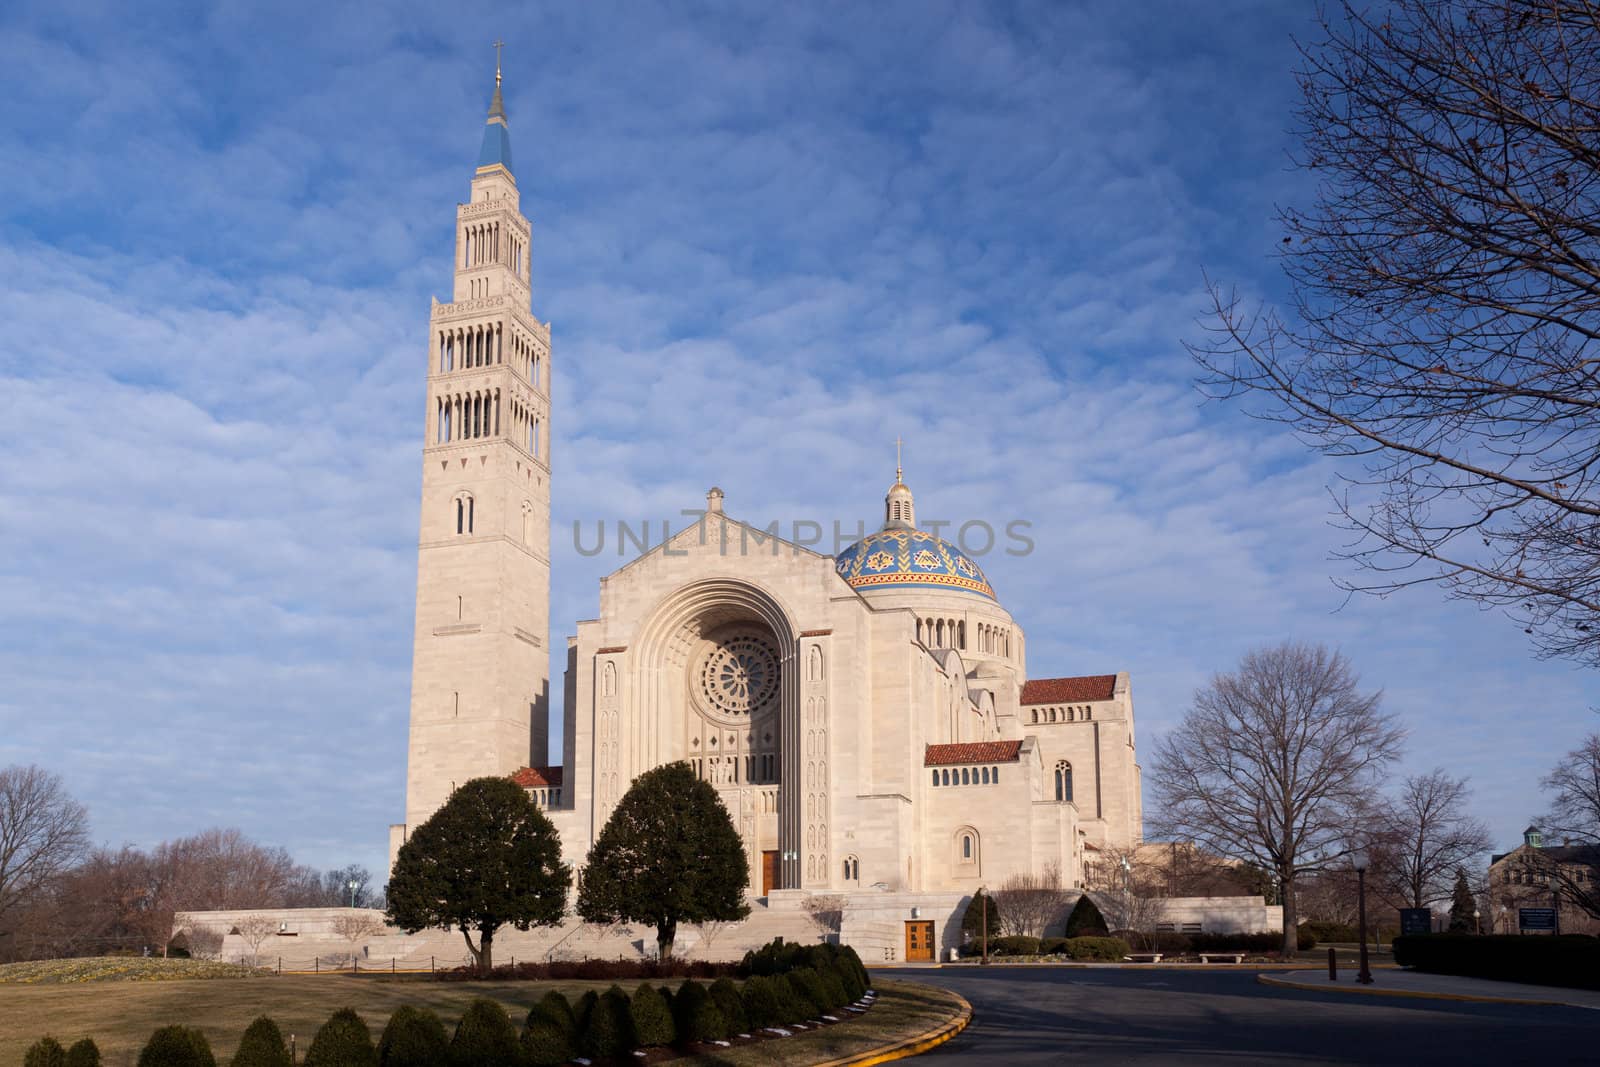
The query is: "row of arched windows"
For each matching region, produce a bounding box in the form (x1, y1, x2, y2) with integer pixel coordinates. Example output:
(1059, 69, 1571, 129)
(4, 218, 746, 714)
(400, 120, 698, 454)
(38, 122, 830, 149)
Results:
(842, 856, 860, 882)
(437, 389, 500, 443)
(917, 617, 965, 649)
(977, 623, 1011, 658)
(509, 397, 543, 458)
(1031, 705, 1093, 724)
(439, 323, 501, 372)
(508, 329, 545, 391)
(930, 765, 1001, 787)
(463, 221, 511, 270)
(1055, 761, 1074, 803)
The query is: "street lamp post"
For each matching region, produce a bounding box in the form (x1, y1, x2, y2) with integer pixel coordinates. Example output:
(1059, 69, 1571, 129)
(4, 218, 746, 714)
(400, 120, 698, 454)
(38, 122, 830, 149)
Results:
(1352, 849, 1373, 985)
(1473, 908, 1481, 936)
(1120, 855, 1132, 940)
(980, 887, 989, 965)
(348, 879, 360, 909)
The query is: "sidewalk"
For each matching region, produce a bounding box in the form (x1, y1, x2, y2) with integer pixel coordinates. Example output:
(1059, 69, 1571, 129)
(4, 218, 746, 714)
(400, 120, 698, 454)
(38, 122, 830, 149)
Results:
(1259, 969, 1600, 1010)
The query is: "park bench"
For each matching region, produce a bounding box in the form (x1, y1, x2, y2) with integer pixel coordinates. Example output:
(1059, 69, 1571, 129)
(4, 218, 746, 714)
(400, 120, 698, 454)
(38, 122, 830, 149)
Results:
(1125, 953, 1164, 963)
(1198, 953, 1245, 964)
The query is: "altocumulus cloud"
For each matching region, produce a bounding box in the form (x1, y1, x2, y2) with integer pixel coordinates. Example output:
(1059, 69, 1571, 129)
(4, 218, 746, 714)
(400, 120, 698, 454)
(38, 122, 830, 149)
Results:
(0, 0, 1595, 874)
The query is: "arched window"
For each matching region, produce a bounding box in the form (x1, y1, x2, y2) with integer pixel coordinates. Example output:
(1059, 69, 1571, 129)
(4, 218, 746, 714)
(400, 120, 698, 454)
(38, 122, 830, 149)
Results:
(843, 856, 860, 882)
(1055, 761, 1073, 803)
(1085, 707, 1092, 720)
(941, 769, 950, 786)
(958, 621, 965, 649)
(992, 766, 999, 784)
(956, 827, 979, 868)
(980, 767, 990, 784)
(916, 619, 923, 644)
(1031, 710, 1038, 724)
(931, 769, 939, 786)
(960, 768, 970, 785)
(936, 620, 944, 647)
(962, 835, 972, 859)
(454, 494, 474, 535)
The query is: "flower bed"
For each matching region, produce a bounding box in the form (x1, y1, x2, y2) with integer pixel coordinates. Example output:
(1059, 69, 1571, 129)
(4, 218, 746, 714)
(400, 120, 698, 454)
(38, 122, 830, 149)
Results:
(0, 957, 272, 984)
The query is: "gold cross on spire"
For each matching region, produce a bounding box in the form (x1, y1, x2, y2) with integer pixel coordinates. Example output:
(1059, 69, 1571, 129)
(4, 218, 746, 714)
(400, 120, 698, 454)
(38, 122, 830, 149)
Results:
(493, 39, 505, 84)
(895, 436, 903, 482)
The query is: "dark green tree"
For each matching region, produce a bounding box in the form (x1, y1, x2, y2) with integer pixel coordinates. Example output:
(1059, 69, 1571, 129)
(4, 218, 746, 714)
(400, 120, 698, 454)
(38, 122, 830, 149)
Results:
(1064, 893, 1109, 937)
(304, 1009, 376, 1067)
(576, 762, 750, 958)
(231, 1018, 290, 1067)
(376, 1006, 447, 1067)
(1447, 868, 1478, 934)
(961, 890, 1001, 943)
(23, 1037, 64, 1067)
(64, 1040, 101, 1067)
(386, 777, 571, 971)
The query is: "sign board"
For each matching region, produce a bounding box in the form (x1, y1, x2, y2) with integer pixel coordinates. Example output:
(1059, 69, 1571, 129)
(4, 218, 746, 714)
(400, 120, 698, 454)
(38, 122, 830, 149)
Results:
(1519, 908, 1557, 932)
(1399, 908, 1433, 936)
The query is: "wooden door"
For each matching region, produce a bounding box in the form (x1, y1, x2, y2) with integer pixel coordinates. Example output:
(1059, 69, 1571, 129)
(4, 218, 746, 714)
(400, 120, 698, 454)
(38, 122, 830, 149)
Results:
(904, 920, 935, 962)
(761, 850, 780, 896)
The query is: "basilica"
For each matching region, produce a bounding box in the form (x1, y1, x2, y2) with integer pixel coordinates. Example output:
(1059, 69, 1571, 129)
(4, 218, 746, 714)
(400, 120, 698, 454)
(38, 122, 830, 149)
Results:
(389, 68, 1145, 959)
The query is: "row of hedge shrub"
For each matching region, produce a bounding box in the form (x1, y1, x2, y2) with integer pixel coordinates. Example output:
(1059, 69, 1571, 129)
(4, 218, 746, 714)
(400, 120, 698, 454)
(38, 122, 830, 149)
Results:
(28, 940, 872, 1067)
(437, 957, 733, 981)
(958, 935, 1132, 959)
(1392, 934, 1600, 991)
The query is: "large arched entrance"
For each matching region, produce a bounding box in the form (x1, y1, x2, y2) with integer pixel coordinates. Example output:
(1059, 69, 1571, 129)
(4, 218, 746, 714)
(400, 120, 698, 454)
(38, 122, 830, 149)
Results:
(630, 579, 800, 894)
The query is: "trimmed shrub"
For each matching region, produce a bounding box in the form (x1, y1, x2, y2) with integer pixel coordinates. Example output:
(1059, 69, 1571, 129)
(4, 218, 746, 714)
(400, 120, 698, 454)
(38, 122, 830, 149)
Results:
(1187, 932, 1300, 955)
(740, 938, 813, 978)
(449, 998, 520, 1067)
(709, 977, 748, 1033)
(377, 1006, 447, 1067)
(233, 1017, 292, 1067)
(962, 890, 1002, 942)
(573, 990, 599, 1033)
(989, 935, 1042, 956)
(24, 1038, 65, 1067)
(1148, 931, 1193, 954)
(672, 978, 728, 1042)
(1393, 934, 1600, 991)
(526, 991, 576, 1037)
(64, 1040, 101, 1067)
(817, 968, 850, 1012)
(630, 982, 675, 1047)
(1064, 936, 1131, 961)
(841, 944, 871, 989)
(1303, 920, 1358, 944)
(1064, 895, 1109, 937)
(304, 1008, 377, 1067)
(791, 967, 832, 1014)
(520, 1020, 574, 1067)
(741, 974, 784, 1029)
(832, 956, 865, 1000)
(776, 973, 815, 1024)
(136, 1026, 216, 1067)
(579, 986, 632, 1059)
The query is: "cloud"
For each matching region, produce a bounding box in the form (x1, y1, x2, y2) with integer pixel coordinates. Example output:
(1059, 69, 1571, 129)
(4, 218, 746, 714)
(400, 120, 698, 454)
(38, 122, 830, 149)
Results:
(0, 0, 1594, 880)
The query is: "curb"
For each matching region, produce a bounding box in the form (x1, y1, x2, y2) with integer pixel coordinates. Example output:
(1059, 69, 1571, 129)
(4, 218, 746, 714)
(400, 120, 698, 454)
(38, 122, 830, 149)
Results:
(815, 987, 973, 1066)
(1254, 972, 1588, 1009)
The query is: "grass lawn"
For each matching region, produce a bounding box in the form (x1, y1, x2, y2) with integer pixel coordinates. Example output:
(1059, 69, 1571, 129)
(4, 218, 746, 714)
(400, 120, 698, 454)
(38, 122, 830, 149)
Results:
(0, 966, 959, 1067)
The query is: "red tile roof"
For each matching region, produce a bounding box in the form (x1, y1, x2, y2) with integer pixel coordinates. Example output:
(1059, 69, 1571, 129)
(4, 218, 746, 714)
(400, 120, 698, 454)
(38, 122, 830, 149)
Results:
(512, 766, 564, 788)
(925, 740, 1023, 766)
(1020, 675, 1117, 705)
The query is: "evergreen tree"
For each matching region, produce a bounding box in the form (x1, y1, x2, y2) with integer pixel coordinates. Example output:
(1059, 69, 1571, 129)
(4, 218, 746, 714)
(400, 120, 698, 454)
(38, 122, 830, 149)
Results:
(1064, 893, 1109, 937)
(386, 777, 571, 971)
(961, 890, 1001, 943)
(1447, 868, 1478, 934)
(577, 762, 750, 958)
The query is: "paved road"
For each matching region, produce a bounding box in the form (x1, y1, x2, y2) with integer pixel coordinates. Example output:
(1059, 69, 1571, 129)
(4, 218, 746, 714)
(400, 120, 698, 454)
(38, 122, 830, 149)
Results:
(879, 966, 1597, 1064)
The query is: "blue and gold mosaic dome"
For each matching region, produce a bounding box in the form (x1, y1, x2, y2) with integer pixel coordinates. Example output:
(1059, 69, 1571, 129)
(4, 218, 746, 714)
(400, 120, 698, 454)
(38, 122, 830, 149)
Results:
(834, 528, 996, 600)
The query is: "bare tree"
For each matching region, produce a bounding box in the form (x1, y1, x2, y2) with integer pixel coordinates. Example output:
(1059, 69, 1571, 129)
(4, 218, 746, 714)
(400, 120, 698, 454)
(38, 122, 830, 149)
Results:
(0, 765, 89, 928)
(992, 865, 1070, 938)
(330, 912, 387, 966)
(233, 913, 278, 966)
(1191, 0, 1600, 667)
(1535, 732, 1600, 919)
(802, 894, 846, 944)
(1374, 770, 1493, 910)
(1150, 643, 1405, 954)
(180, 924, 224, 960)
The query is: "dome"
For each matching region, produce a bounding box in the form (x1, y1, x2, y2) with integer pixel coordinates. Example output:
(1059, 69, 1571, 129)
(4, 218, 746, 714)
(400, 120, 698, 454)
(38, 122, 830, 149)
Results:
(834, 527, 996, 600)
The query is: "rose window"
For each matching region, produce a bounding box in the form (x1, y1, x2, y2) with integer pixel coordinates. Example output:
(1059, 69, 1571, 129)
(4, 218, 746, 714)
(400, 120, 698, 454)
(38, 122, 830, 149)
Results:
(697, 632, 780, 718)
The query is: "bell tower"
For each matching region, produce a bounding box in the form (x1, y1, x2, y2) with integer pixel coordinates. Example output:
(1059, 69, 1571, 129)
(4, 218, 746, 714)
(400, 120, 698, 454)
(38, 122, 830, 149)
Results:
(393, 52, 553, 866)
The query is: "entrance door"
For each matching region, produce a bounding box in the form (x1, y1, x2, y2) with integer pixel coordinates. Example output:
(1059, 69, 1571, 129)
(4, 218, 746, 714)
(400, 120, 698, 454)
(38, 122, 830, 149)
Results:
(761, 850, 780, 896)
(904, 920, 935, 962)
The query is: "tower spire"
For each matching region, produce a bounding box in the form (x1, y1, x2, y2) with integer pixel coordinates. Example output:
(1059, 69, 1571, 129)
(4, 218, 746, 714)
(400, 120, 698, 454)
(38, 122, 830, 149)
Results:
(478, 41, 513, 175)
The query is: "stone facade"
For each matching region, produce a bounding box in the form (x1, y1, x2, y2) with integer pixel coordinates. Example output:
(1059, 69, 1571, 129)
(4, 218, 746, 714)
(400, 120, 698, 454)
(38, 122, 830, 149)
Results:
(384, 71, 1166, 960)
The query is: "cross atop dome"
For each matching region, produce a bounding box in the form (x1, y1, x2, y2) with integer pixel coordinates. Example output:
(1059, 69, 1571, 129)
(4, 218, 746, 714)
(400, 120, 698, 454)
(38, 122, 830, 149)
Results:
(884, 440, 915, 530)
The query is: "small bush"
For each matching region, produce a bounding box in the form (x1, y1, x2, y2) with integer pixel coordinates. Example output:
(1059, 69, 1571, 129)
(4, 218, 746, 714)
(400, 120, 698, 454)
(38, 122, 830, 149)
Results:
(579, 986, 632, 1059)
(519, 1020, 574, 1067)
(791, 967, 832, 1014)
(741, 974, 784, 1028)
(1064, 895, 1109, 937)
(832, 956, 865, 1000)
(24, 1037, 65, 1067)
(526, 991, 576, 1037)
(709, 977, 748, 1033)
(630, 982, 675, 1047)
(1187, 932, 1293, 955)
(573, 990, 599, 1032)
(304, 1008, 377, 1067)
(1064, 936, 1130, 961)
(376, 1006, 447, 1067)
(740, 938, 813, 978)
(962, 890, 1002, 941)
(136, 1026, 216, 1067)
(1303, 920, 1358, 944)
(775, 973, 814, 1024)
(841, 944, 871, 989)
(989, 935, 1042, 956)
(449, 998, 520, 1067)
(232, 1017, 291, 1067)
(435, 957, 729, 981)
(817, 968, 850, 1011)
(673, 978, 729, 1041)
(64, 1040, 101, 1067)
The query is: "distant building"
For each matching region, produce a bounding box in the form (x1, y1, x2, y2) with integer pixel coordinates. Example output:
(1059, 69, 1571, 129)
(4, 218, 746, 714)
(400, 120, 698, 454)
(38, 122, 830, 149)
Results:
(1487, 825, 1600, 935)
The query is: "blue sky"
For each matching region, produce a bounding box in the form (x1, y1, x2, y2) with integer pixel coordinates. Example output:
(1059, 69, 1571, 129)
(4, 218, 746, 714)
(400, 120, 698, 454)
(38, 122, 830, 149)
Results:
(1, 0, 1595, 879)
